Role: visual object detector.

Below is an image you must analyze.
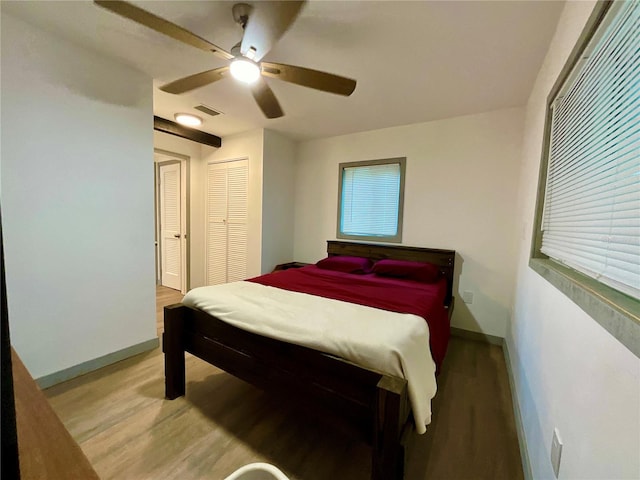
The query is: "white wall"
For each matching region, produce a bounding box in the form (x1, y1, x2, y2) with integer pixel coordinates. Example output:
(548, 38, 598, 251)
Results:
(261, 129, 296, 273)
(153, 131, 207, 288)
(293, 108, 524, 337)
(508, 1, 640, 478)
(1, 13, 157, 379)
(201, 129, 264, 279)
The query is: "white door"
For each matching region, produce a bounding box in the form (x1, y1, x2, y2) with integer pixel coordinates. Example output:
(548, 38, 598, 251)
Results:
(226, 161, 248, 282)
(206, 163, 228, 285)
(206, 159, 248, 285)
(160, 162, 182, 290)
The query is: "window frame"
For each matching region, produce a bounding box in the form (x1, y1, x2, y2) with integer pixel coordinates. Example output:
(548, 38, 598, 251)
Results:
(336, 157, 406, 243)
(530, 0, 639, 358)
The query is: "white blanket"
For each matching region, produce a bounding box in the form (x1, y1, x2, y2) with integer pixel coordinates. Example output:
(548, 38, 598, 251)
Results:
(183, 281, 437, 433)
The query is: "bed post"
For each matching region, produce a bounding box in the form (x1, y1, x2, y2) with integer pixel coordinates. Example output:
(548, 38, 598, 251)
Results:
(372, 375, 409, 480)
(164, 304, 186, 399)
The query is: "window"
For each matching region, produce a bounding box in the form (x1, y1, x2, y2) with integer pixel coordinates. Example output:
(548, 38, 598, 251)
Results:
(337, 157, 406, 243)
(531, 0, 639, 356)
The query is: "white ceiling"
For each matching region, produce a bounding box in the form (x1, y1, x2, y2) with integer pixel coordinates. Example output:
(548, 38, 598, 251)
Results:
(2, 0, 565, 141)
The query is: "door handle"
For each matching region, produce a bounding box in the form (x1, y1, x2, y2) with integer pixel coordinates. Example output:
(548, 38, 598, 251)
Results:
(174, 234, 181, 238)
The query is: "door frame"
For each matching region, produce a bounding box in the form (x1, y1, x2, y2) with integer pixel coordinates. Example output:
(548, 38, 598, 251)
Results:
(154, 149, 190, 294)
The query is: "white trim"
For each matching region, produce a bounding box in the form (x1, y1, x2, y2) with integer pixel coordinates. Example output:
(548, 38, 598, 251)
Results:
(154, 148, 189, 161)
(207, 156, 249, 166)
(154, 150, 190, 294)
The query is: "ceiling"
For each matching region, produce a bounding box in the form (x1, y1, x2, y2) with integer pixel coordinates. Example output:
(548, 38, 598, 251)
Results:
(2, 1, 565, 141)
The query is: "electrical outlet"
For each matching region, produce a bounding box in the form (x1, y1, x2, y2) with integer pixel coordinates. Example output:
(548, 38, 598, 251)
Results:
(462, 291, 474, 304)
(551, 428, 563, 478)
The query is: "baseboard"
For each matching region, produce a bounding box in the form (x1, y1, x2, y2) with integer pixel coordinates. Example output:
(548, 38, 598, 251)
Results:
(36, 337, 159, 389)
(450, 326, 504, 346)
(503, 340, 533, 480)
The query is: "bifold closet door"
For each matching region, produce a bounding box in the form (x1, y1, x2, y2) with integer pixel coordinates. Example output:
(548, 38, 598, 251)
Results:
(206, 159, 248, 285)
(225, 161, 249, 282)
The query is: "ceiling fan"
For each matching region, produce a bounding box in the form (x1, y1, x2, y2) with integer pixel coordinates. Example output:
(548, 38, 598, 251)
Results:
(94, 1, 357, 119)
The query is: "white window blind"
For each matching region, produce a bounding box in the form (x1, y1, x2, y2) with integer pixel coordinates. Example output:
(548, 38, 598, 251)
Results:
(541, 0, 640, 300)
(340, 161, 402, 239)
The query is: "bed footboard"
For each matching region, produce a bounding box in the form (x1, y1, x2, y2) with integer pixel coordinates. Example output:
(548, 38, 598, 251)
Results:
(163, 303, 411, 480)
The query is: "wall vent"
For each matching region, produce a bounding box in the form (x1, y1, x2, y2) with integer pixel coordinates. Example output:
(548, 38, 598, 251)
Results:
(194, 104, 222, 117)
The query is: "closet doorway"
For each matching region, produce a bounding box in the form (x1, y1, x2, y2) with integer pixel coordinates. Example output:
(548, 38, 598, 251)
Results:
(206, 158, 248, 285)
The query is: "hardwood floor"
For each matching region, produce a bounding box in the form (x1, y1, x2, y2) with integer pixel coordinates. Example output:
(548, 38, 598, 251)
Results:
(43, 288, 524, 479)
(156, 285, 183, 335)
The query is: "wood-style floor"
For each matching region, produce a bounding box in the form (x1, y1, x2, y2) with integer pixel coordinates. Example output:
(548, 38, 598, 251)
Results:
(156, 285, 184, 335)
(43, 286, 524, 480)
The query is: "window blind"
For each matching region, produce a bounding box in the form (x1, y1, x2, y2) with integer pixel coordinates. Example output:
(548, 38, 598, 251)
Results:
(541, 0, 640, 300)
(340, 162, 401, 238)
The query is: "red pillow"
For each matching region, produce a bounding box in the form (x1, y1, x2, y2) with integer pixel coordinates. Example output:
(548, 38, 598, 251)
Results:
(372, 259, 441, 283)
(316, 256, 373, 274)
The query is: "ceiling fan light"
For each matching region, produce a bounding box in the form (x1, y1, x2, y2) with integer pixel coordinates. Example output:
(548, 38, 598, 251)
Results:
(174, 113, 203, 127)
(230, 57, 261, 84)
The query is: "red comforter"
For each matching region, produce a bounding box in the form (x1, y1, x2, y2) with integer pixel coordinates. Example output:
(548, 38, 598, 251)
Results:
(248, 265, 450, 371)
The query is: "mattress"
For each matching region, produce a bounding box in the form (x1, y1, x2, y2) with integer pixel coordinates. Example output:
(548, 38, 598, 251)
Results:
(249, 265, 450, 370)
(183, 266, 451, 434)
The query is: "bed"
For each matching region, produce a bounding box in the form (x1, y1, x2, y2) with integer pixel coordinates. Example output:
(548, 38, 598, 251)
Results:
(163, 240, 456, 480)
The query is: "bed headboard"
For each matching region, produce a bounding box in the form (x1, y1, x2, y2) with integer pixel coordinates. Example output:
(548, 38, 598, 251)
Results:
(327, 240, 456, 305)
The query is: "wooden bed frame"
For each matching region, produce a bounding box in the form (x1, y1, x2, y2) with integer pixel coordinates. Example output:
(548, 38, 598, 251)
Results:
(163, 240, 456, 480)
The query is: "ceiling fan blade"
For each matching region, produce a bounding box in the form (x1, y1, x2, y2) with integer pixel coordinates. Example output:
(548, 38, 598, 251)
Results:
(241, 1, 305, 62)
(261, 62, 356, 96)
(94, 1, 233, 61)
(251, 77, 284, 119)
(159, 67, 229, 94)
